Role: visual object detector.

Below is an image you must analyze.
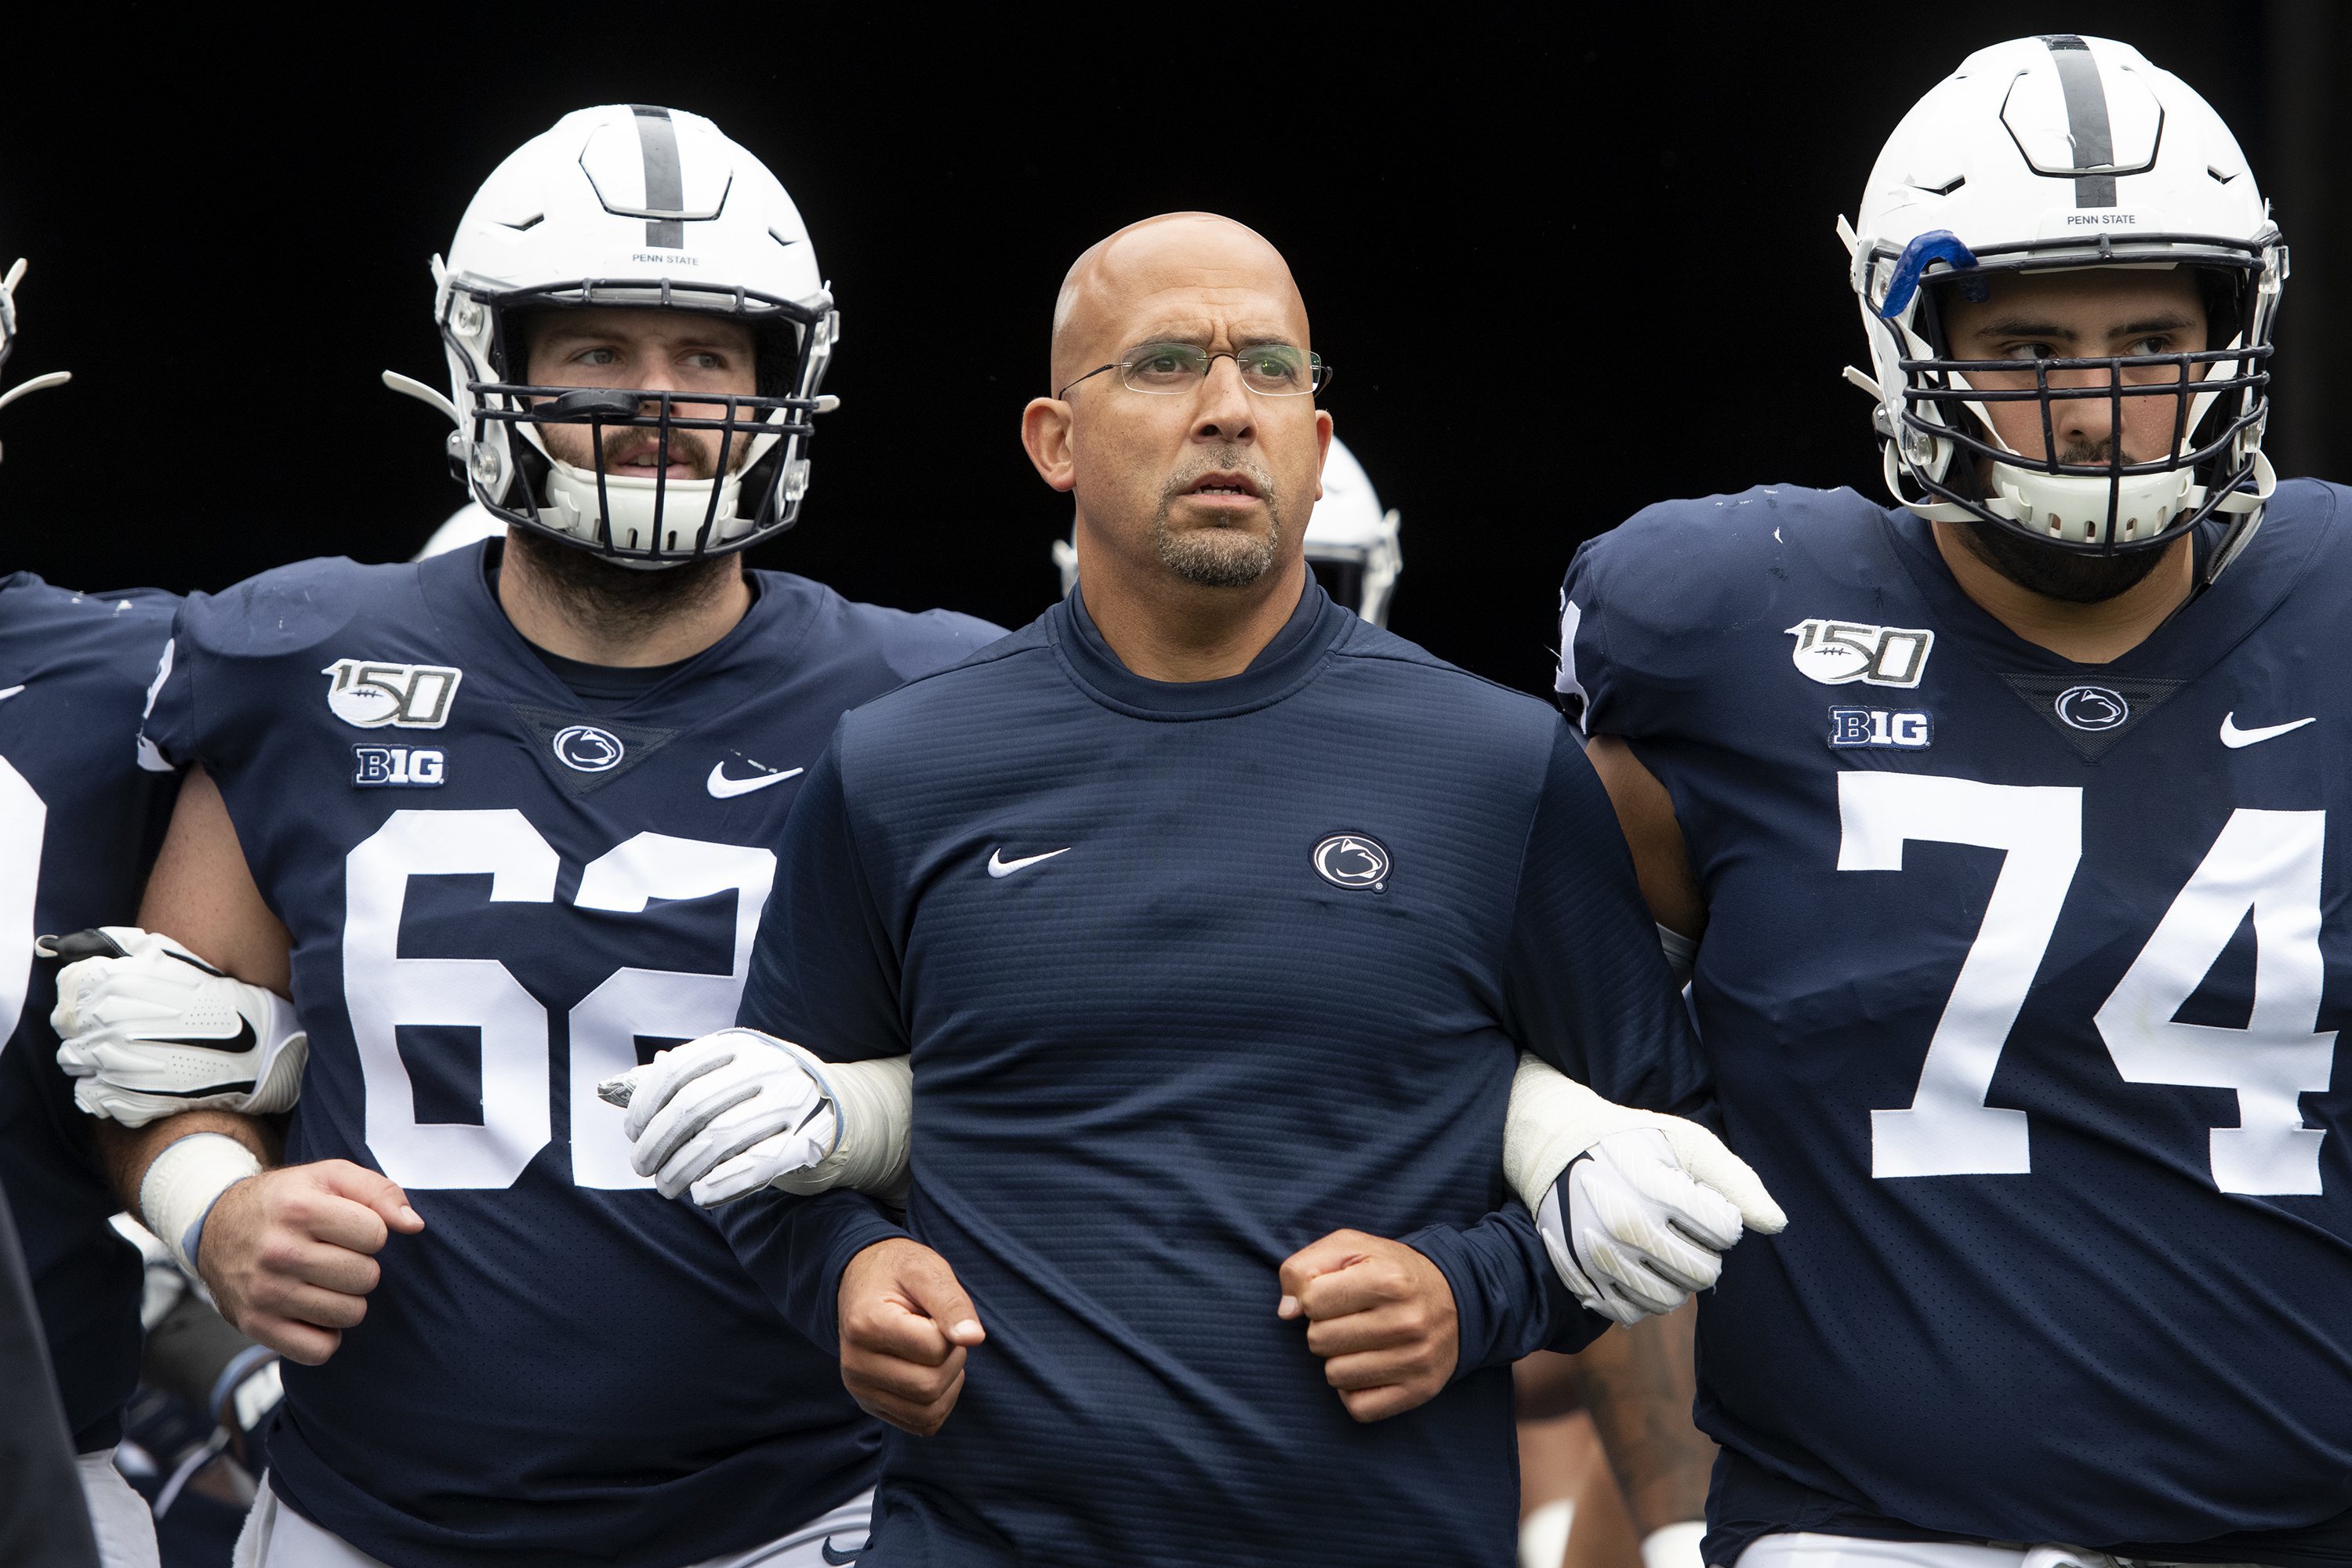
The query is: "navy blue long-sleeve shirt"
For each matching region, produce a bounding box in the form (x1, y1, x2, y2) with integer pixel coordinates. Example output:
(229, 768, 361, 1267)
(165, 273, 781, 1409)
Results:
(725, 583, 1709, 1566)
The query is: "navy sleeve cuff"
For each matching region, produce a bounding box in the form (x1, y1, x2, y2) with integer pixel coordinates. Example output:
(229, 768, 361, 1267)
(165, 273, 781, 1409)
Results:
(713, 1188, 909, 1356)
(1402, 1203, 1606, 1378)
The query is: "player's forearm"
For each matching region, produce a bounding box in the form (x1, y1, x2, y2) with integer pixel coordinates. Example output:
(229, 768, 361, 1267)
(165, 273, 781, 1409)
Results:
(96, 1111, 278, 1214)
(1572, 1302, 1711, 1531)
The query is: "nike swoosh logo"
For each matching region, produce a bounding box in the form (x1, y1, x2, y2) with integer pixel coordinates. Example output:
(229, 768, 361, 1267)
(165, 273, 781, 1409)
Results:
(0, 685, 23, 703)
(2219, 712, 2317, 749)
(139, 1018, 256, 1054)
(706, 761, 804, 798)
(988, 847, 1070, 878)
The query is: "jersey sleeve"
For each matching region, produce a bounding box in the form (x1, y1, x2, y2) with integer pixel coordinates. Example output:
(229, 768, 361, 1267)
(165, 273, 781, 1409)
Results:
(136, 614, 204, 776)
(1558, 506, 1706, 742)
(1403, 718, 1719, 1368)
(137, 570, 353, 779)
(719, 725, 913, 1348)
(1504, 719, 1712, 1116)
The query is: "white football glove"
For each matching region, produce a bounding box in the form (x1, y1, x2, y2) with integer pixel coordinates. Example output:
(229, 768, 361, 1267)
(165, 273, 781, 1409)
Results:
(47, 927, 307, 1128)
(601, 1028, 913, 1207)
(1504, 1051, 1786, 1326)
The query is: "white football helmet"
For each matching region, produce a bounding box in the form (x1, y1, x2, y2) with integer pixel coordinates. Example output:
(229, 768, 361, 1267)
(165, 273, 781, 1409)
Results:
(1049, 435, 1403, 626)
(0, 258, 72, 439)
(397, 105, 839, 568)
(1846, 35, 2281, 576)
(1304, 437, 1403, 626)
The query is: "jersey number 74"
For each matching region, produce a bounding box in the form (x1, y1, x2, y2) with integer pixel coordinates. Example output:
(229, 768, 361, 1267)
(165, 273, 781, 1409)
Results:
(1839, 772, 2332, 1196)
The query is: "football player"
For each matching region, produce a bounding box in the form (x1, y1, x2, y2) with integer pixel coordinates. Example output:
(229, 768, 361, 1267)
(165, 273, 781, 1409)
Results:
(0, 253, 182, 1568)
(1540, 34, 2350, 1565)
(52, 106, 999, 1568)
(0, 252, 118, 1568)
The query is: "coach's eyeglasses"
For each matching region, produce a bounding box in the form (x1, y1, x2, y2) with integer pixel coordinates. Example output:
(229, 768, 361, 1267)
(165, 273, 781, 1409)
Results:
(1057, 342, 1332, 401)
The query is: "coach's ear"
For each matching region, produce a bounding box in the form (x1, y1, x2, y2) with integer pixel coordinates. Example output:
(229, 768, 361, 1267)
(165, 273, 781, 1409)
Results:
(1022, 396, 1076, 492)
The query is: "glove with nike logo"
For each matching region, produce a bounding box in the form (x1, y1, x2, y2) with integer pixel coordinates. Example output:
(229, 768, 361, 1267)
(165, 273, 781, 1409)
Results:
(1504, 1051, 1787, 1326)
(47, 927, 307, 1127)
(601, 1029, 913, 1207)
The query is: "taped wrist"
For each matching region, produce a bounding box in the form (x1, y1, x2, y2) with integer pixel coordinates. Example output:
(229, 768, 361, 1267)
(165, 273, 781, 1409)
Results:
(139, 1133, 262, 1276)
(768, 1048, 913, 1201)
(1502, 1051, 1672, 1215)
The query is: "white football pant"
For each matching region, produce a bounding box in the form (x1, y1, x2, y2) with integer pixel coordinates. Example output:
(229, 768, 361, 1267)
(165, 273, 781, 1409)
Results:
(1740, 1532, 2267, 1568)
(233, 1476, 874, 1567)
(78, 1450, 161, 1568)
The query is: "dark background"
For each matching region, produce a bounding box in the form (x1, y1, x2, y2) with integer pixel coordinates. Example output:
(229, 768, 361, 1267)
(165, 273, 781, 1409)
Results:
(3, 6, 2344, 698)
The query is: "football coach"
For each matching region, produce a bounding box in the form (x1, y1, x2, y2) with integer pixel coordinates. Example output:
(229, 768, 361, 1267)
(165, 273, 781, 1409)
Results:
(701, 212, 1748, 1566)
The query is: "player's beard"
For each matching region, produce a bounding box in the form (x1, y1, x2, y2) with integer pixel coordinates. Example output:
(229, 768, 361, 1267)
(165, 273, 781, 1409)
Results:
(503, 518, 739, 641)
(1956, 441, 2174, 604)
(1152, 452, 1284, 589)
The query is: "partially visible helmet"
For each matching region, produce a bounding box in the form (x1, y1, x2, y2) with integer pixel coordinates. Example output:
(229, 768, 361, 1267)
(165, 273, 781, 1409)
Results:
(422, 106, 838, 568)
(413, 501, 506, 561)
(1846, 36, 2282, 575)
(0, 258, 72, 450)
(1047, 435, 1403, 626)
(1303, 437, 1403, 626)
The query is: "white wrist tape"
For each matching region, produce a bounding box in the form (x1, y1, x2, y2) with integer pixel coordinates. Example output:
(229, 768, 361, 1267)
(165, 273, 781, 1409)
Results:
(1641, 1522, 1708, 1568)
(1502, 1051, 1786, 1234)
(139, 1133, 262, 1277)
(1658, 922, 1697, 987)
(769, 1049, 913, 1203)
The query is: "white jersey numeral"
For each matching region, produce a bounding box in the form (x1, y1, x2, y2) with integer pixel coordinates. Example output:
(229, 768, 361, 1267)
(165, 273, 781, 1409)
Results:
(0, 760, 49, 1039)
(1838, 773, 2080, 1178)
(346, 811, 560, 1189)
(1839, 775, 2337, 1192)
(568, 833, 774, 1189)
(343, 810, 773, 1192)
(2095, 810, 2335, 1195)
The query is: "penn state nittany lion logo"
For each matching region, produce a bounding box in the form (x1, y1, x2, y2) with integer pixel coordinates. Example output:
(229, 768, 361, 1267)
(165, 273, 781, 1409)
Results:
(552, 724, 626, 772)
(1312, 833, 1390, 892)
(2054, 684, 2130, 732)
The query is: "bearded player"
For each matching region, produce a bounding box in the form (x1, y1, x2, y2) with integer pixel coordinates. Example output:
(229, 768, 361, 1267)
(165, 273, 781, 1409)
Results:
(1542, 34, 2350, 1564)
(51, 107, 997, 1567)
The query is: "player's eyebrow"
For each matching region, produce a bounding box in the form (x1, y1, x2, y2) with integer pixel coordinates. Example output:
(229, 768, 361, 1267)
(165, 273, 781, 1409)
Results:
(1969, 311, 2200, 341)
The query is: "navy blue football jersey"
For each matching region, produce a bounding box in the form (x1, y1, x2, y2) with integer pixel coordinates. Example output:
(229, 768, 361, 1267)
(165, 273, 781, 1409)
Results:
(139, 543, 999, 1568)
(721, 583, 1711, 1567)
(1563, 481, 2352, 1563)
(0, 573, 179, 1453)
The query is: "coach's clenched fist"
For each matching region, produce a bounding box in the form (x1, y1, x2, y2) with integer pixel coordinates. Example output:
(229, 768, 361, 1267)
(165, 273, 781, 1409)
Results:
(1278, 1230, 1460, 1424)
(199, 1160, 423, 1367)
(838, 1237, 986, 1436)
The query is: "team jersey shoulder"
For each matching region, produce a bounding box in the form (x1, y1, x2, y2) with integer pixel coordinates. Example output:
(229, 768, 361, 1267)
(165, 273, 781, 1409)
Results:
(0, 572, 179, 662)
(757, 569, 1007, 686)
(1561, 484, 1900, 734)
(145, 556, 428, 774)
(831, 616, 1051, 737)
(171, 555, 406, 662)
(2238, 476, 2348, 589)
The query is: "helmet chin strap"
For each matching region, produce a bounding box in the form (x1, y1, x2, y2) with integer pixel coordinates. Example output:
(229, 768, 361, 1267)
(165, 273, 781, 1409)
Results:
(517, 421, 783, 567)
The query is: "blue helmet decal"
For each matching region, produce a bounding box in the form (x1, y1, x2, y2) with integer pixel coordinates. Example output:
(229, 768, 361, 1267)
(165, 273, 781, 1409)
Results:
(1877, 230, 1984, 320)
